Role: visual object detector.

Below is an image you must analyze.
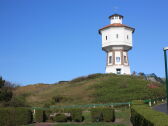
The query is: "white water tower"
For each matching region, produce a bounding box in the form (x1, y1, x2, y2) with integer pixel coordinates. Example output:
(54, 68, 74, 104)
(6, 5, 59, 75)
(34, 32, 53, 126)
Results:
(99, 14, 135, 74)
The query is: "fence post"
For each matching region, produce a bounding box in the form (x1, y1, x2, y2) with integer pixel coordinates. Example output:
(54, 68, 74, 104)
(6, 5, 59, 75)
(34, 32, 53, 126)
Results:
(33, 109, 36, 122)
(149, 101, 152, 107)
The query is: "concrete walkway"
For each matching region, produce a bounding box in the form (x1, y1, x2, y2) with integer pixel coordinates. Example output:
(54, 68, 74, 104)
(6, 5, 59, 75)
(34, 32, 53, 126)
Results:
(35, 123, 54, 126)
(153, 103, 168, 114)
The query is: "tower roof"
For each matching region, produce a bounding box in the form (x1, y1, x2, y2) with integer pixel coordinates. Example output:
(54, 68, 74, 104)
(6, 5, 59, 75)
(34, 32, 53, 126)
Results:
(109, 14, 124, 19)
(98, 23, 135, 34)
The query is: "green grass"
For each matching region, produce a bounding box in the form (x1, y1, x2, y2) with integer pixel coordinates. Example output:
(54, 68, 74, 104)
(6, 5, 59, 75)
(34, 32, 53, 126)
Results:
(54, 123, 126, 126)
(115, 108, 132, 126)
(22, 123, 126, 126)
(83, 111, 92, 122)
(22, 124, 35, 126)
(14, 73, 166, 107)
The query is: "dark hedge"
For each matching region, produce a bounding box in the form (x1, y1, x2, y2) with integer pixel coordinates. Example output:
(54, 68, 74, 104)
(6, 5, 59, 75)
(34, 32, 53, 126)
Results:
(90, 107, 115, 122)
(131, 100, 168, 126)
(53, 113, 67, 122)
(65, 108, 83, 122)
(35, 109, 45, 122)
(0, 107, 32, 126)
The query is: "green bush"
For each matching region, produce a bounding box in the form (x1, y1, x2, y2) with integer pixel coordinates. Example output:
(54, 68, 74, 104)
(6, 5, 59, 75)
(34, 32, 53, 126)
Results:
(53, 113, 67, 122)
(102, 108, 115, 122)
(0, 107, 32, 126)
(15, 108, 33, 125)
(90, 108, 115, 122)
(65, 108, 83, 122)
(0, 77, 13, 102)
(44, 109, 52, 121)
(131, 100, 168, 126)
(35, 109, 45, 122)
(9, 96, 28, 107)
(90, 108, 103, 122)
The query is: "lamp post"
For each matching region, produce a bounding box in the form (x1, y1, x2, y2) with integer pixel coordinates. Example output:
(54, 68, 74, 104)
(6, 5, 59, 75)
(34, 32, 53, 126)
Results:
(163, 47, 168, 112)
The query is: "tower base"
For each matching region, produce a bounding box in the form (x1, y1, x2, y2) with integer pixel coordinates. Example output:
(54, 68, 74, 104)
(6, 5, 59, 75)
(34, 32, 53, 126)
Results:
(105, 65, 131, 75)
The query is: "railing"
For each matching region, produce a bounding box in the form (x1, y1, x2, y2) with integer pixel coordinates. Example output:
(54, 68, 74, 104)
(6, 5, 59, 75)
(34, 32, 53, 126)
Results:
(32, 97, 166, 110)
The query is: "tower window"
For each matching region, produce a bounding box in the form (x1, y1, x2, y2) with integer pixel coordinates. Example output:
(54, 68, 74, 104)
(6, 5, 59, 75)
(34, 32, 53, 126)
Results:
(106, 36, 108, 40)
(116, 57, 120, 62)
(127, 35, 129, 40)
(116, 34, 119, 39)
(109, 56, 112, 64)
(124, 56, 127, 63)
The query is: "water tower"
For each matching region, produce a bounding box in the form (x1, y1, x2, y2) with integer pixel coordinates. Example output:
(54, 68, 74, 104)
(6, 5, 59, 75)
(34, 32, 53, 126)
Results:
(99, 14, 135, 74)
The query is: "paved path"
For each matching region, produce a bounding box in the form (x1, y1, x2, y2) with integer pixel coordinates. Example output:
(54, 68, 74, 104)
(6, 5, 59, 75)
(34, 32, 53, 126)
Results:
(35, 123, 54, 126)
(153, 103, 168, 114)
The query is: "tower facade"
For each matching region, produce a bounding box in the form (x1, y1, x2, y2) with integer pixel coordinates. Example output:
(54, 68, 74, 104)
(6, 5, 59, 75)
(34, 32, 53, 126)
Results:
(99, 14, 135, 74)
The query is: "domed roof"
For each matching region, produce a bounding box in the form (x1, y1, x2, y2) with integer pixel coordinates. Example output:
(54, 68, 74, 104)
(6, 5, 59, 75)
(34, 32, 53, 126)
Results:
(109, 14, 124, 19)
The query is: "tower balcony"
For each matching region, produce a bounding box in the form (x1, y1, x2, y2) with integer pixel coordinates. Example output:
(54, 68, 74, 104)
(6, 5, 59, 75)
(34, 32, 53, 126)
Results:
(102, 41, 132, 52)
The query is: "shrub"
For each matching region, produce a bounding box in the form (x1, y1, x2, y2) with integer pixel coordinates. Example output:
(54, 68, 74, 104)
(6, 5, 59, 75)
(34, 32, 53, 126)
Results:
(44, 109, 52, 121)
(0, 107, 32, 126)
(131, 100, 168, 126)
(0, 77, 13, 102)
(53, 113, 67, 122)
(52, 96, 64, 103)
(9, 96, 28, 107)
(0, 87, 13, 102)
(15, 108, 33, 125)
(35, 109, 45, 122)
(65, 108, 83, 122)
(90, 108, 103, 122)
(90, 107, 115, 122)
(102, 108, 115, 122)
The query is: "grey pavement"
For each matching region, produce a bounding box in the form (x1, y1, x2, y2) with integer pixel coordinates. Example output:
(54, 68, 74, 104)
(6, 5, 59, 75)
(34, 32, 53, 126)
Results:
(153, 103, 168, 114)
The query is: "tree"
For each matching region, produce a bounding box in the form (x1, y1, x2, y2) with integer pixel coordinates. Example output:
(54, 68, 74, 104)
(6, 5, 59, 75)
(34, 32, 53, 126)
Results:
(0, 77, 5, 88)
(0, 76, 13, 102)
(132, 71, 137, 76)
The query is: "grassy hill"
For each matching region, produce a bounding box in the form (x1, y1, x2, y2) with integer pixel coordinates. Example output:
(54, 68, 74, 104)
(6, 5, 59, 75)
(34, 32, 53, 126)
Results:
(14, 73, 166, 107)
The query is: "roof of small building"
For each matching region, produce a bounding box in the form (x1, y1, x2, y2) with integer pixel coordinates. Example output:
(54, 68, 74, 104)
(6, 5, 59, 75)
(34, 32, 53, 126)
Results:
(98, 23, 135, 34)
(109, 14, 124, 19)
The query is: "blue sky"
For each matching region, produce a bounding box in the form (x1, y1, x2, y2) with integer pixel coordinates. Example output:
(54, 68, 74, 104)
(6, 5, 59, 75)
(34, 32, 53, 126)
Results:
(0, 0, 168, 85)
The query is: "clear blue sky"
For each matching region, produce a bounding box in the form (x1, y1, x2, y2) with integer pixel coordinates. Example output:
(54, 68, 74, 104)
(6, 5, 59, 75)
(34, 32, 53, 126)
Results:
(0, 0, 168, 85)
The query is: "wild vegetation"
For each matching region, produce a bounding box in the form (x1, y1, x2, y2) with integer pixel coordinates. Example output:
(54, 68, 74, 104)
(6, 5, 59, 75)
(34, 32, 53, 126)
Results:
(0, 77, 13, 106)
(0, 76, 29, 107)
(0, 73, 166, 126)
(14, 73, 166, 107)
